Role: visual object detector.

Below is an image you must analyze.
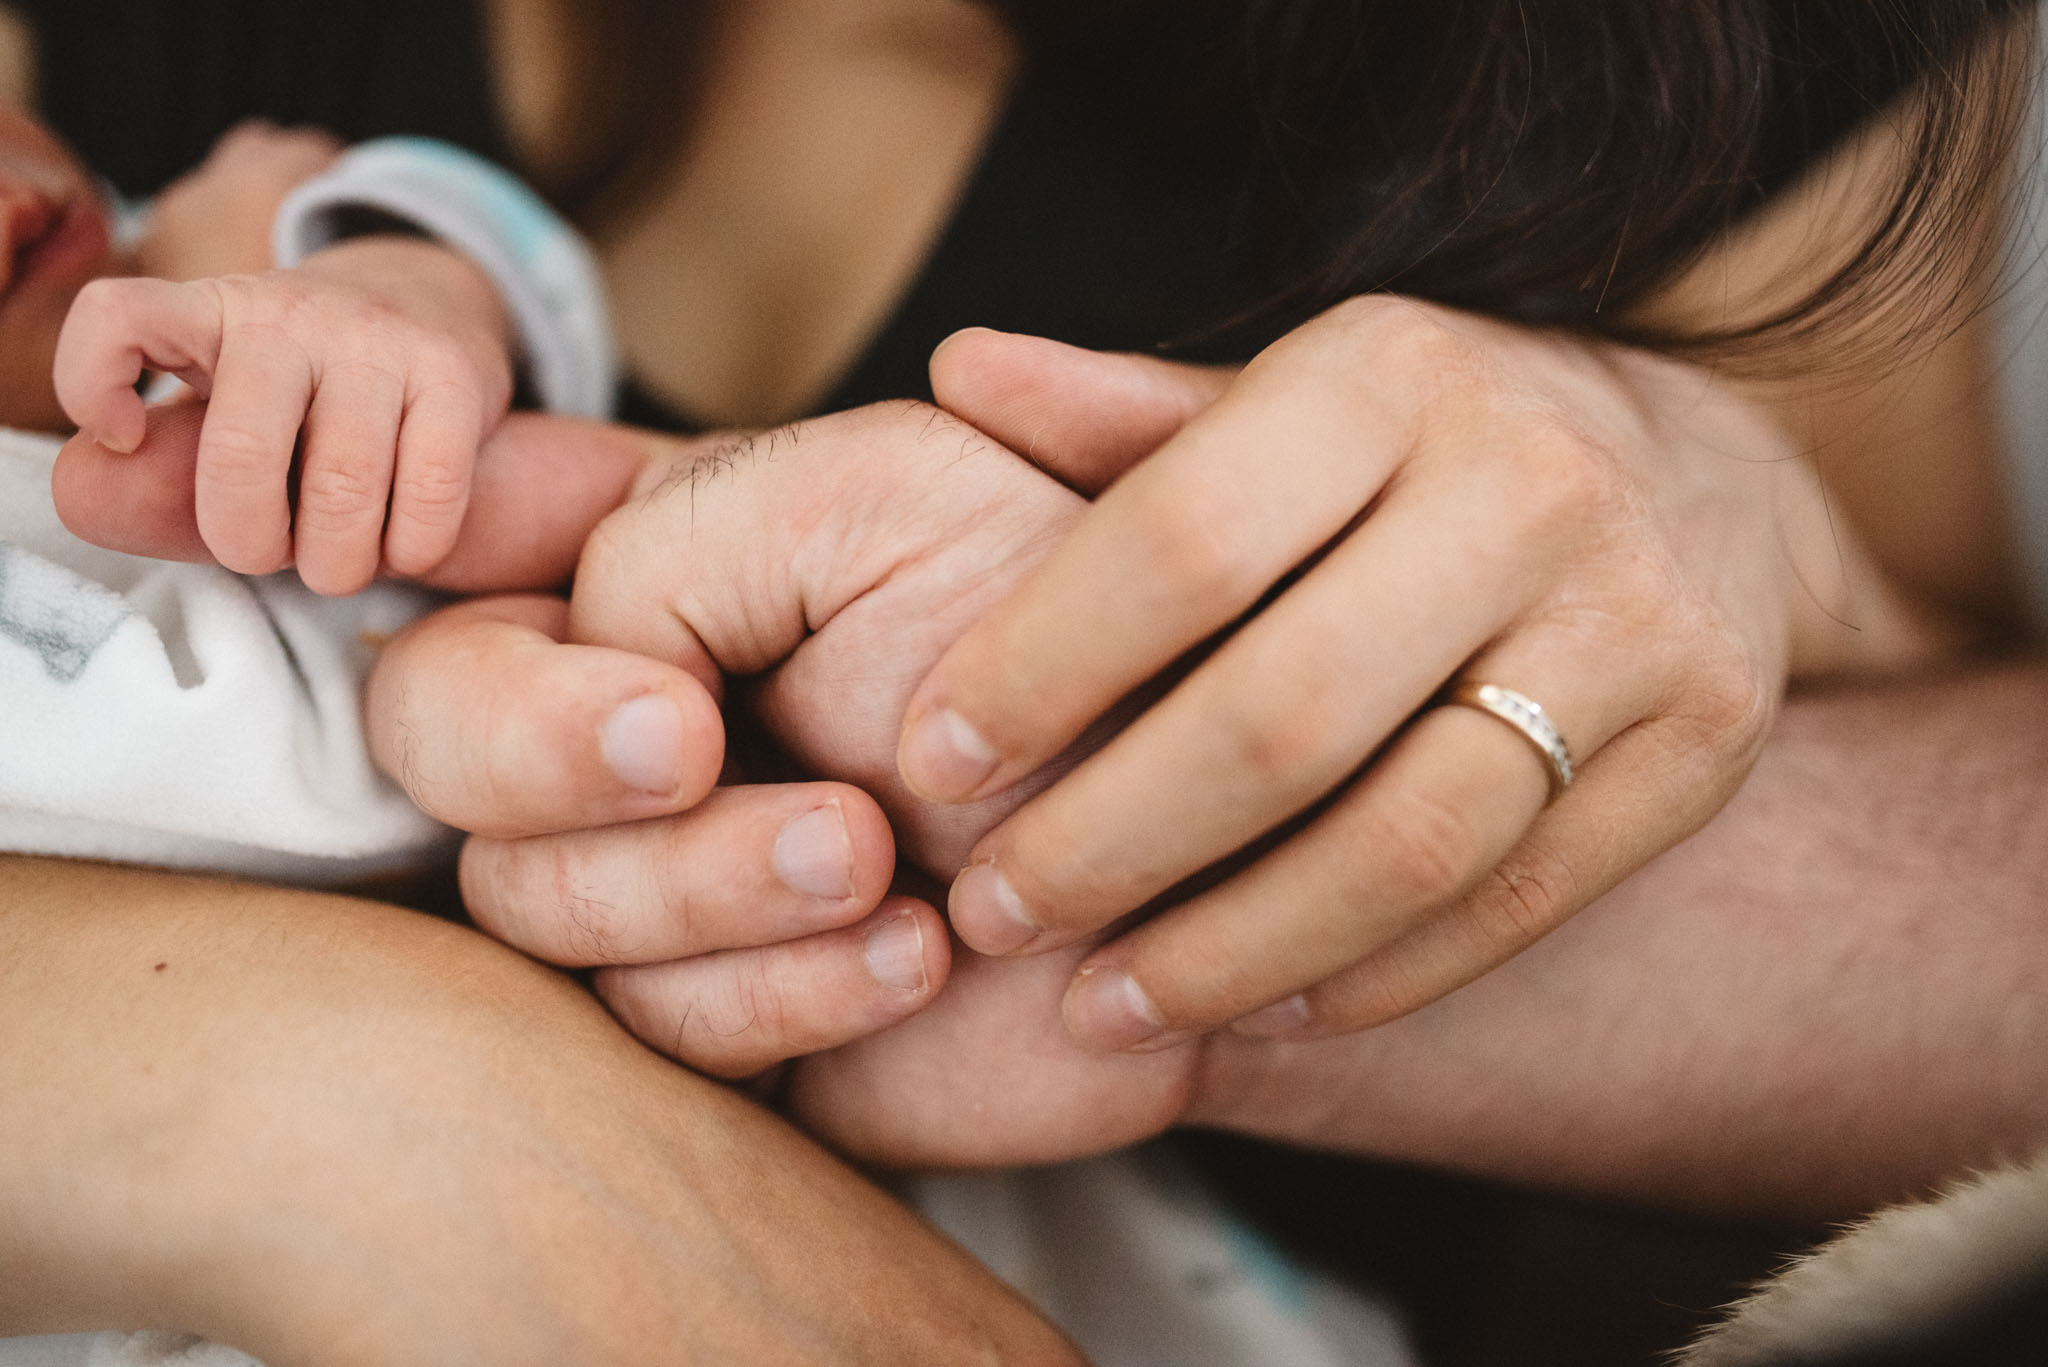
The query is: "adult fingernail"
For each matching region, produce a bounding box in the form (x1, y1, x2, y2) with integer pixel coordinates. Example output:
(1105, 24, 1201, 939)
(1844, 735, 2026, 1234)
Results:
(773, 803, 854, 901)
(1232, 994, 1313, 1039)
(1064, 965, 1164, 1051)
(864, 912, 928, 992)
(949, 860, 1039, 956)
(899, 708, 999, 802)
(601, 694, 686, 796)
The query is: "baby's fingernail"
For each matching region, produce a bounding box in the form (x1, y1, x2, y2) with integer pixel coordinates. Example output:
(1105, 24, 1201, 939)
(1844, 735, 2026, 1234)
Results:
(864, 912, 929, 992)
(1064, 965, 1165, 1051)
(1232, 994, 1313, 1039)
(601, 694, 686, 796)
(773, 803, 854, 901)
(899, 707, 999, 802)
(949, 860, 1039, 956)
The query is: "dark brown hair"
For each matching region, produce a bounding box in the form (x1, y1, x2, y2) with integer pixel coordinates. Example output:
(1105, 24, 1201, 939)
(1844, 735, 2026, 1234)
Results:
(563, 0, 2037, 364)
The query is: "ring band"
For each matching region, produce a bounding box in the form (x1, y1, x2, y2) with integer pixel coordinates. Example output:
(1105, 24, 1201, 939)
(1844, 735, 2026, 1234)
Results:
(1443, 682, 1573, 800)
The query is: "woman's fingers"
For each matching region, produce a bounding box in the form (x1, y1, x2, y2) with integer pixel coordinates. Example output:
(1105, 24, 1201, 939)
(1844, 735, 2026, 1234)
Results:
(941, 424, 1597, 957)
(462, 783, 897, 966)
(366, 594, 724, 839)
(897, 313, 1416, 808)
(594, 899, 950, 1079)
(929, 327, 1234, 494)
(1051, 670, 1612, 1049)
(1236, 711, 1767, 1040)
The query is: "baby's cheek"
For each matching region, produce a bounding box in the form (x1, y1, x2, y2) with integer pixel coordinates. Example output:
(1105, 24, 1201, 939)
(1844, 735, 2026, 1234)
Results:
(785, 936, 1198, 1169)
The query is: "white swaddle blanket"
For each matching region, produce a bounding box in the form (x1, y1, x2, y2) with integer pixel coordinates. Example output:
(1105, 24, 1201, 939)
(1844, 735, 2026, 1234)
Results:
(0, 428, 449, 883)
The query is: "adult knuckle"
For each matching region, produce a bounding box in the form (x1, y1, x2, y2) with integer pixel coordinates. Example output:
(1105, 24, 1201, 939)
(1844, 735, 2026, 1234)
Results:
(1320, 295, 1449, 358)
(702, 959, 790, 1044)
(1678, 639, 1777, 769)
(1125, 486, 1263, 606)
(1469, 846, 1577, 950)
(1367, 788, 1488, 908)
(1215, 664, 1349, 791)
(1509, 418, 1632, 531)
(552, 853, 646, 964)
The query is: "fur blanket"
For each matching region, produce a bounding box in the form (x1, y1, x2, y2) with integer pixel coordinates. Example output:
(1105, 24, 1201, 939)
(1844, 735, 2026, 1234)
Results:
(1682, 1153, 2048, 1365)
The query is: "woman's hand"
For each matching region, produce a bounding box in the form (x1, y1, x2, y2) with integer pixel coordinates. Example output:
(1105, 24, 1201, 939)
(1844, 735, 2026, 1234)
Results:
(0, 857, 1082, 1363)
(904, 306, 1944, 1052)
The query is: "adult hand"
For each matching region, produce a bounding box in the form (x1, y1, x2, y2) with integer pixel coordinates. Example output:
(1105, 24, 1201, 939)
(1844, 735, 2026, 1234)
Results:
(0, 857, 1082, 1364)
(897, 310, 1942, 1053)
(55, 408, 951, 1080)
(558, 404, 1207, 1160)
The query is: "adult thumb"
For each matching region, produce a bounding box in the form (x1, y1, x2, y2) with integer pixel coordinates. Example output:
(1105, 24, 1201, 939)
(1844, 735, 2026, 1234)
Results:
(929, 328, 1235, 495)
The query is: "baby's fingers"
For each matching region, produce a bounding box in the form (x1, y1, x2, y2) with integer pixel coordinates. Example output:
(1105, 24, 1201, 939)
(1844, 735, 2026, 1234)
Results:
(383, 377, 488, 580)
(294, 360, 402, 595)
(53, 276, 227, 453)
(195, 326, 313, 575)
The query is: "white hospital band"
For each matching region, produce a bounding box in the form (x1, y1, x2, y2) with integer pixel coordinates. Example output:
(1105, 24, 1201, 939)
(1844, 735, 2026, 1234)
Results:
(272, 137, 617, 418)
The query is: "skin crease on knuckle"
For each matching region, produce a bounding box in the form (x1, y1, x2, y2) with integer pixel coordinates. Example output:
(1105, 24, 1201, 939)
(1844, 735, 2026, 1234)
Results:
(1362, 784, 1493, 915)
(1120, 477, 1271, 620)
(553, 841, 654, 967)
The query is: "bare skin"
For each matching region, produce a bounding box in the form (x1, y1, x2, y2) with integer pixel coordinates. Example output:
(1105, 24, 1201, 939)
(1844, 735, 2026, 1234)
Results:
(0, 857, 1084, 1363)
(8, 0, 2045, 1353)
(484, 0, 1018, 426)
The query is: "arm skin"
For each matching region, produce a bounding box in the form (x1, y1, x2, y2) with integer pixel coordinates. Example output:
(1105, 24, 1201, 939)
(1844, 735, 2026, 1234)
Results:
(1185, 661, 2048, 1220)
(0, 856, 1084, 1365)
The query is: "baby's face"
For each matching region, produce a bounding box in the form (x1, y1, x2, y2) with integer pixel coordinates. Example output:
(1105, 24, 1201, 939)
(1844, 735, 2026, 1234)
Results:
(0, 105, 112, 431)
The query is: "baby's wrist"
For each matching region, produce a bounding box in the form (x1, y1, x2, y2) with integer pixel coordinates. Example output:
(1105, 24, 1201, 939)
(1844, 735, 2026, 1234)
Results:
(271, 137, 616, 417)
(298, 235, 519, 406)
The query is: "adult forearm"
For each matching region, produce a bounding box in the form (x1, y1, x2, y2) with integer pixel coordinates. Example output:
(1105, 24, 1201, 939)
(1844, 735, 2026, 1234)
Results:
(1191, 661, 2048, 1218)
(0, 857, 1081, 1364)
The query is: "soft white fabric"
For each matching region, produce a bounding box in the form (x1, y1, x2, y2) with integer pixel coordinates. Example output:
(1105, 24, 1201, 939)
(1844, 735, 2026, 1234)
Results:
(0, 428, 449, 882)
(0, 1334, 257, 1367)
(908, 1145, 1418, 1367)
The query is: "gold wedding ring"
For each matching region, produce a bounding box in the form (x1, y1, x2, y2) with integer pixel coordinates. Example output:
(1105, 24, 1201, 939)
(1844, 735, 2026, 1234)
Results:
(1443, 682, 1573, 801)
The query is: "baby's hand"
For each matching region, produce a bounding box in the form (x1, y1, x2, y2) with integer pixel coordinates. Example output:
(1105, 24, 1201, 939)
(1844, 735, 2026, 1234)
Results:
(54, 236, 515, 594)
